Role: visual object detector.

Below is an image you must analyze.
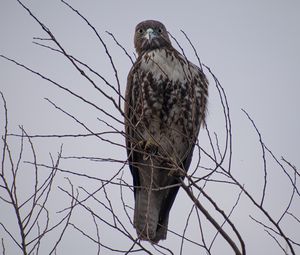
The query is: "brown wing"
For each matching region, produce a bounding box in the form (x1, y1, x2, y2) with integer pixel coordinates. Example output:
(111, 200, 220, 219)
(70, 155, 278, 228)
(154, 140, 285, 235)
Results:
(156, 61, 208, 236)
(124, 63, 140, 198)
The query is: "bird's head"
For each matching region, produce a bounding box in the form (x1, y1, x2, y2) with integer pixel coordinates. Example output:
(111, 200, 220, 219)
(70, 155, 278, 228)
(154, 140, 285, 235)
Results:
(134, 20, 171, 56)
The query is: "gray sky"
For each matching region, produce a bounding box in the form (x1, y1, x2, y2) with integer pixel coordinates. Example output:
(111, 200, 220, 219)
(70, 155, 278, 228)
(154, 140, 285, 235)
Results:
(1, 1, 299, 254)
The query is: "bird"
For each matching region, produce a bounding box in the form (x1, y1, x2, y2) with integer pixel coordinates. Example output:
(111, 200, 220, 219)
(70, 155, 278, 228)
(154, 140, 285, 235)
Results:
(124, 20, 208, 243)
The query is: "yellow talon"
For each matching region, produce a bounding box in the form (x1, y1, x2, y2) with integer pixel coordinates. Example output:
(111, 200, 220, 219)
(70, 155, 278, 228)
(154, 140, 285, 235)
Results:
(138, 138, 158, 160)
(166, 157, 185, 177)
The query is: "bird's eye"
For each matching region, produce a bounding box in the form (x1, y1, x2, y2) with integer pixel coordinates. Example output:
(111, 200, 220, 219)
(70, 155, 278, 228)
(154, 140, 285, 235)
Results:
(138, 28, 143, 33)
(158, 28, 162, 33)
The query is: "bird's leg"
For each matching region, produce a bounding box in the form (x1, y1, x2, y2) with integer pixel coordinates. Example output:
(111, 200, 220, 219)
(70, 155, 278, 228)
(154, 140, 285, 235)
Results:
(137, 138, 158, 160)
(166, 157, 185, 177)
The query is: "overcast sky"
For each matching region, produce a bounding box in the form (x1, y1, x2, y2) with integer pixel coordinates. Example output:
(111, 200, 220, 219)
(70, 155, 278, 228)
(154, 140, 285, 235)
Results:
(1, 1, 299, 254)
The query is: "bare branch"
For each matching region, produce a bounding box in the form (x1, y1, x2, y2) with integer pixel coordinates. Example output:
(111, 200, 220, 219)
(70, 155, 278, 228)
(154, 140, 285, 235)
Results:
(242, 109, 268, 206)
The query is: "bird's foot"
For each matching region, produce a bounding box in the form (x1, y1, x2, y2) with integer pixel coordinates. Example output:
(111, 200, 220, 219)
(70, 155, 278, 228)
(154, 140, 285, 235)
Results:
(168, 168, 185, 177)
(168, 167, 185, 177)
(166, 158, 185, 177)
(137, 138, 158, 160)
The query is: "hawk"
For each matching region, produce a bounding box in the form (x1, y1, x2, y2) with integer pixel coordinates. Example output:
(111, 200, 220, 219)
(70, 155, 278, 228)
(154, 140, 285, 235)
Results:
(124, 20, 208, 243)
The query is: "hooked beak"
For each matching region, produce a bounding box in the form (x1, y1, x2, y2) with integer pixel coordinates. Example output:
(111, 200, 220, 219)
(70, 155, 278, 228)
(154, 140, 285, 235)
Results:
(144, 28, 156, 41)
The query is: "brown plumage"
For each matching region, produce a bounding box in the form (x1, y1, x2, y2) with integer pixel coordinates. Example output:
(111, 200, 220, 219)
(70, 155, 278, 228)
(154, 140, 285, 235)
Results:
(124, 20, 208, 243)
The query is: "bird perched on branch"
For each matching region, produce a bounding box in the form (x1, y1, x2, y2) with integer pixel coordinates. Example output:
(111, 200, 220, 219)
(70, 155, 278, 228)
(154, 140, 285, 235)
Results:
(124, 20, 208, 243)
